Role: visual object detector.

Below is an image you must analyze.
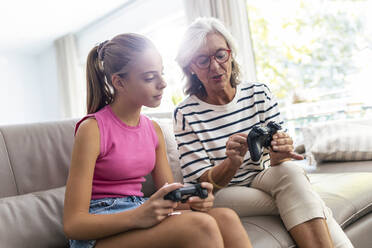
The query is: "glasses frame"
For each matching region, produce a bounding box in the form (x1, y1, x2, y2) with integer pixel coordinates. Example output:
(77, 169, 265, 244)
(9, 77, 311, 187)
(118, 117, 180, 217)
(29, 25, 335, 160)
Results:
(192, 49, 232, 70)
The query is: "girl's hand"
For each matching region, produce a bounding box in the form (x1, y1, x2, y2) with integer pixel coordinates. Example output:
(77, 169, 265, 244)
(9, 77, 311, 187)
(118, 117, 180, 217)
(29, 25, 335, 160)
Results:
(269, 132, 304, 166)
(135, 183, 183, 228)
(187, 182, 214, 212)
(225, 133, 248, 168)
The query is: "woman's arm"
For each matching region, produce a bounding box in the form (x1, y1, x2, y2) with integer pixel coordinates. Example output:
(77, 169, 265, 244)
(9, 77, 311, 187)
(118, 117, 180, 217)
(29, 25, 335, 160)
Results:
(173, 108, 247, 193)
(152, 120, 217, 211)
(199, 133, 248, 192)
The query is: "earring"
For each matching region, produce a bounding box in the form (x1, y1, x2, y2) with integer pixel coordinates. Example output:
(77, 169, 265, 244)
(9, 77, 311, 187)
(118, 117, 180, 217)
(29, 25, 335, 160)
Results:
(191, 71, 195, 75)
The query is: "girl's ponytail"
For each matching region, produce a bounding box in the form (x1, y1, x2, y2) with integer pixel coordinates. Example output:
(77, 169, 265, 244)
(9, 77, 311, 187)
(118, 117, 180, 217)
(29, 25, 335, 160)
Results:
(86, 46, 114, 114)
(86, 34, 155, 114)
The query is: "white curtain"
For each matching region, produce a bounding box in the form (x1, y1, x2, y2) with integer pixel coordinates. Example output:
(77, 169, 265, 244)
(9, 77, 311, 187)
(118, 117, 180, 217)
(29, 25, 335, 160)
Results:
(183, 0, 257, 82)
(54, 34, 85, 119)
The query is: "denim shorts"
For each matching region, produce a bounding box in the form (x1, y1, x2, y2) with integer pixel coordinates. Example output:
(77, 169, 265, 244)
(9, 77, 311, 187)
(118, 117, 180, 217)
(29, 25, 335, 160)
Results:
(69, 196, 147, 248)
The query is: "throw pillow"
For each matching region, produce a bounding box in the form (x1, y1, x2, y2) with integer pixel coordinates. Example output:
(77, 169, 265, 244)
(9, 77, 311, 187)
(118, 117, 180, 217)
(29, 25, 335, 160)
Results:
(154, 119, 183, 183)
(0, 187, 68, 248)
(302, 121, 372, 162)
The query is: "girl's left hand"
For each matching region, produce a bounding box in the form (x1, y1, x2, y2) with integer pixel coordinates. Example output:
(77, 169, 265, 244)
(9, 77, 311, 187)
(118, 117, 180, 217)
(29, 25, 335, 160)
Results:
(187, 182, 214, 212)
(269, 131, 304, 166)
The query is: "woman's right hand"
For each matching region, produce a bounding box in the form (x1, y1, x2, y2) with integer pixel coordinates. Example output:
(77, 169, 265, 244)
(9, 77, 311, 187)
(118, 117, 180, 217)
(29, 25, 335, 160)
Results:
(135, 183, 183, 229)
(225, 133, 248, 168)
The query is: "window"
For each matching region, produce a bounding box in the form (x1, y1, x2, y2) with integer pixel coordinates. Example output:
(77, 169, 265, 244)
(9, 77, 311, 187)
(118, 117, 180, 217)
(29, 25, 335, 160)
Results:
(247, 0, 372, 136)
(141, 9, 187, 116)
(76, 0, 187, 117)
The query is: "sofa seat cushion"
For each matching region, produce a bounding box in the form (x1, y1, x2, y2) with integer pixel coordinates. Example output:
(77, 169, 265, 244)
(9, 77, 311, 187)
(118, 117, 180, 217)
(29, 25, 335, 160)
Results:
(0, 186, 67, 248)
(309, 173, 372, 228)
(241, 216, 295, 248)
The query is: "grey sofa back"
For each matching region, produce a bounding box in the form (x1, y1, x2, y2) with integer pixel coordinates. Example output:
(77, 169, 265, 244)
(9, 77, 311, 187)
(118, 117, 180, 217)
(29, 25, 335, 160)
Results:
(0, 119, 76, 197)
(0, 119, 78, 247)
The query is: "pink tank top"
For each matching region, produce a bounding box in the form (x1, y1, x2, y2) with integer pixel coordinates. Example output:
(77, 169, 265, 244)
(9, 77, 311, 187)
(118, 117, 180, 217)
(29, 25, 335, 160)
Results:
(75, 105, 158, 199)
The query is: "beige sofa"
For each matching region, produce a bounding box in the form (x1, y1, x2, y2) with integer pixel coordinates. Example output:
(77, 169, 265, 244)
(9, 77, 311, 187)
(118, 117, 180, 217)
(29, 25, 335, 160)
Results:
(0, 118, 371, 247)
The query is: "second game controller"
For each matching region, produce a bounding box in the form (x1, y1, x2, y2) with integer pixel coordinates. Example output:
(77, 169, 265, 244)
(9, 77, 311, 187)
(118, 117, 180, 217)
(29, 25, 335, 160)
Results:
(164, 183, 208, 203)
(247, 121, 282, 162)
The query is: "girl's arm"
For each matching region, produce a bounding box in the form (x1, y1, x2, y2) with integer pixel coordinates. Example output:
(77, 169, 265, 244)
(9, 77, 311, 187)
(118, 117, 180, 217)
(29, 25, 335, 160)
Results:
(151, 121, 192, 210)
(151, 120, 214, 211)
(63, 119, 137, 240)
(151, 121, 175, 188)
(63, 119, 182, 240)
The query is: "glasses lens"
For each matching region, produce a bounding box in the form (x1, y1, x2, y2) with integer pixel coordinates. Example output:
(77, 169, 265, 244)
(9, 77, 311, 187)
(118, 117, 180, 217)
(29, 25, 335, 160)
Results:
(194, 50, 230, 69)
(215, 50, 229, 63)
(196, 56, 210, 69)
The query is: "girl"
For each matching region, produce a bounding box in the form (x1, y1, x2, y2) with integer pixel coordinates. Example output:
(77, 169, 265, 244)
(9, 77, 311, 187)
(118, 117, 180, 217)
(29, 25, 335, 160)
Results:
(63, 33, 252, 248)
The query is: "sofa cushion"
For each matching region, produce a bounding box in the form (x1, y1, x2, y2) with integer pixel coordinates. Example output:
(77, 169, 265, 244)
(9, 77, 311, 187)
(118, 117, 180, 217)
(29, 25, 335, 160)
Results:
(0, 130, 18, 198)
(344, 212, 372, 248)
(309, 173, 372, 228)
(302, 121, 372, 163)
(241, 216, 295, 248)
(0, 119, 76, 195)
(0, 186, 67, 248)
(155, 119, 183, 183)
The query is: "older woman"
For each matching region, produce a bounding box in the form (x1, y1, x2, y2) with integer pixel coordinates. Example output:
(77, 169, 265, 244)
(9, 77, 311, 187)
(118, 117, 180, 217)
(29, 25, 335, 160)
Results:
(174, 17, 353, 248)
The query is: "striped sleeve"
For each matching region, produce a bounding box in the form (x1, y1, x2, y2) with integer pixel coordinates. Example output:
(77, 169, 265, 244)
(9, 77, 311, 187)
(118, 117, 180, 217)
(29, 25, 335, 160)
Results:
(173, 107, 213, 184)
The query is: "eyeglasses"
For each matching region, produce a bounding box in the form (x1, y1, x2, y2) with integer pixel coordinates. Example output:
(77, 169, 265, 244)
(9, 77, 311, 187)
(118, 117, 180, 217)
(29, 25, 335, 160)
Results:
(193, 49, 231, 69)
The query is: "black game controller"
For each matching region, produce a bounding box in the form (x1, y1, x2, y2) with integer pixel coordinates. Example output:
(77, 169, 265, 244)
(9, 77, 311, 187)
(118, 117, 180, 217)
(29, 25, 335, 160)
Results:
(164, 183, 208, 203)
(247, 121, 282, 162)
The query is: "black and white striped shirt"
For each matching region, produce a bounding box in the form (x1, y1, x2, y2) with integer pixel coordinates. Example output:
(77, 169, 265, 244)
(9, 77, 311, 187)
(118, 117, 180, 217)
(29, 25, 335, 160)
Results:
(173, 82, 283, 186)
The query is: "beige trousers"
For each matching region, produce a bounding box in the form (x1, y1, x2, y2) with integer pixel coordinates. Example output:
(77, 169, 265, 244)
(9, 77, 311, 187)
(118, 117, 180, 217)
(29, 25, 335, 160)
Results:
(215, 161, 353, 248)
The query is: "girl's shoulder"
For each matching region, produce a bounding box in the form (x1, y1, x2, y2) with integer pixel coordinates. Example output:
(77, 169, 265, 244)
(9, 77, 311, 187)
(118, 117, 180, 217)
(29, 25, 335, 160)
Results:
(75, 114, 97, 136)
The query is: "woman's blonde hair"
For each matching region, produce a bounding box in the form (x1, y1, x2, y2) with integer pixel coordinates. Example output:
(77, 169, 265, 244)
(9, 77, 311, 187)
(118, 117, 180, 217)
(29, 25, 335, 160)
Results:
(86, 33, 154, 114)
(175, 17, 241, 97)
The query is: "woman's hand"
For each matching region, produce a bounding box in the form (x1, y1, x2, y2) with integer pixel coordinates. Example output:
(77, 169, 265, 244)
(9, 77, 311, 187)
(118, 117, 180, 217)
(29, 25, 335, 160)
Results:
(225, 133, 248, 168)
(269, 132, 304, 166)
(135, 183, 182, 228)
(187, 182, 214, 212)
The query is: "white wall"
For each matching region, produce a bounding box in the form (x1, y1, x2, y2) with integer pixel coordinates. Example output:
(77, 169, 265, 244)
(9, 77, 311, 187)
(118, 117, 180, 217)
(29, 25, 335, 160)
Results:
(0, 0, 185, 125)
(0, 53, 41, 124)
(37, 45, 62, 122)
(76, 0, 184, 62)
(0, 45, 62, 125)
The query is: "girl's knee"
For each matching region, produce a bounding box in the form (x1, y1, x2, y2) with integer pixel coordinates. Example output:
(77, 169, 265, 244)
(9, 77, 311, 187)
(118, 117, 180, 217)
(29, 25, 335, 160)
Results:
(183, 213, 223, 247)
(187, 212, 220, 233)
(209, 207, 240, 223)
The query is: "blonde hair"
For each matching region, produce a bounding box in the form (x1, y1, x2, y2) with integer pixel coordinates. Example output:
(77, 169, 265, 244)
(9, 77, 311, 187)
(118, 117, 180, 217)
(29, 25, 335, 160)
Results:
(86, 33, 154, 114)
(176, 17, 241, 97)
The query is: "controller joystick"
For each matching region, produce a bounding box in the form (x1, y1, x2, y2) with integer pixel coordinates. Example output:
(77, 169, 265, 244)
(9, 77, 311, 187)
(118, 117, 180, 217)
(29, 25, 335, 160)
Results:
(247, 121, 282, 162)
(164, 183, 208, 203)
